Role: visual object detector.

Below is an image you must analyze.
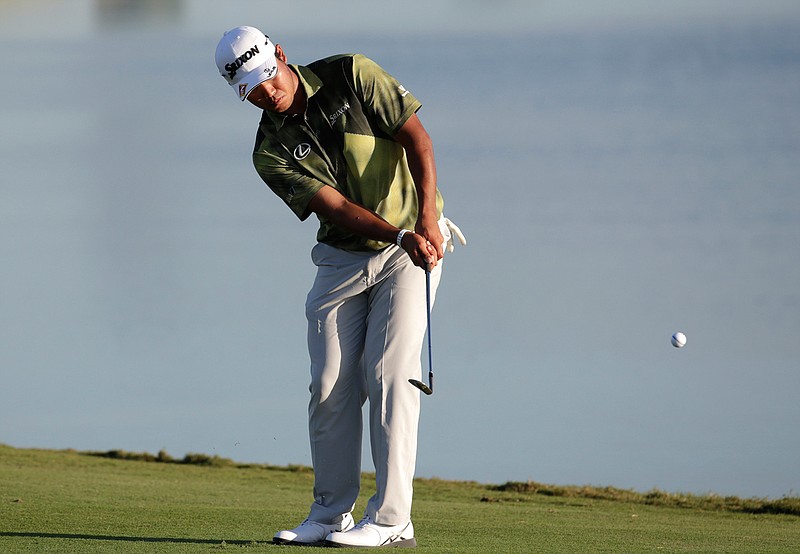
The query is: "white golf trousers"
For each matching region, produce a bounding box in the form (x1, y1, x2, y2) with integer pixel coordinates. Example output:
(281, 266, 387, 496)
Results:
(304, 237, 444, 526)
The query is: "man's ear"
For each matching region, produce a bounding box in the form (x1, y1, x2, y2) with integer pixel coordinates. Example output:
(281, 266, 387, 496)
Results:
(274, 44, 287, 63)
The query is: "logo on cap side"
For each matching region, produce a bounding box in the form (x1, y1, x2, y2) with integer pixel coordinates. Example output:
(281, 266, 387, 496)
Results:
(238, 84, 248, 99)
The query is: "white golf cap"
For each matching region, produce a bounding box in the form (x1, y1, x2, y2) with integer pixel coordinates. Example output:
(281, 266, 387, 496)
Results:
(215, 26, 277, 101)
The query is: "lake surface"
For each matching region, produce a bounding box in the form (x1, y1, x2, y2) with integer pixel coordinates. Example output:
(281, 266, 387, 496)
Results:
(1, 1, 799, 498)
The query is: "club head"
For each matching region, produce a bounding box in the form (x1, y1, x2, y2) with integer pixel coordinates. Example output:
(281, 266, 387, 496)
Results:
(408, 378, 433, 395)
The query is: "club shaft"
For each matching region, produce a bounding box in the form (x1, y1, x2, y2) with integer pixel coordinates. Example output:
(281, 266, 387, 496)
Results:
(425, 267, 433, 390)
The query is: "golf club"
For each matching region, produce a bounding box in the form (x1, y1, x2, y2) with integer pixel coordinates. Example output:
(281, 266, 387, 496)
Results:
(408, 266, 434, 395)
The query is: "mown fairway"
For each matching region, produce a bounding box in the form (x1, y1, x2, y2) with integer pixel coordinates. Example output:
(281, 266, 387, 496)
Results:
(1, 445, 798, 552)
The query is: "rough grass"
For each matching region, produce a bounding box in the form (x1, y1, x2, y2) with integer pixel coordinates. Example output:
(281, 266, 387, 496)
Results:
(83, 448, 313, 473)
(2, 444, 798, 553)
(486, 481, 800, 517)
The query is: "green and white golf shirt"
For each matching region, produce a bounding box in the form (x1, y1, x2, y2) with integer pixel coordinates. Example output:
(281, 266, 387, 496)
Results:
(252, 54, 444, 251)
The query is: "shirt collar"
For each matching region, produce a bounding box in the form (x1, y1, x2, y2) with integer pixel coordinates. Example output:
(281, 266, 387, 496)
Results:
(263, 64, 323, 128)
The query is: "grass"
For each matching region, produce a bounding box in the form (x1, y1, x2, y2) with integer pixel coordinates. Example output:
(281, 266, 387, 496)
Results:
(1, 444, 799, 553)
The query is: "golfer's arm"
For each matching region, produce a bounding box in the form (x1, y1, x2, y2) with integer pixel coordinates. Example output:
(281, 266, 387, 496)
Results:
(307, 186, 436, 268)
(394, 114, 443, 260)
(307, 186, 399, 244)
(394, 114, 438, 227)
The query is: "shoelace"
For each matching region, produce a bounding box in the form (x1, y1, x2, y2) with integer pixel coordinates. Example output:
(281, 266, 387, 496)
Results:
(354, 516, 373, 529)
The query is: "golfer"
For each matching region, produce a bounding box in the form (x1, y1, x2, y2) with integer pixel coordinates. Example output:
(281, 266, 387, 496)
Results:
(215, 26, 464, 548)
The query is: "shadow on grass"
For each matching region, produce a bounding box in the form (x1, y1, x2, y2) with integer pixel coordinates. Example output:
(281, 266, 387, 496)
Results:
(0, 531, 261, 546)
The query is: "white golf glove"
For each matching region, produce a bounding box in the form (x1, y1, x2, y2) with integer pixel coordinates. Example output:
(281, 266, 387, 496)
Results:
(443, 217, 467, 253)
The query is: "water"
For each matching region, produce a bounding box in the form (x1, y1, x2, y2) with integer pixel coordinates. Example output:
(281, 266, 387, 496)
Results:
(2, 2, 799, 499)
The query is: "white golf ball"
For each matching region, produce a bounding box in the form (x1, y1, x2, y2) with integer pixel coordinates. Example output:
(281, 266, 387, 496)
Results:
(671, 332, 687, 348)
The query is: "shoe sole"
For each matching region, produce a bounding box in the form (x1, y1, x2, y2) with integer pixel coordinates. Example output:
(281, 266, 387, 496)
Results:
(324, 537, 417, 548)
(273, 537, 327, 547)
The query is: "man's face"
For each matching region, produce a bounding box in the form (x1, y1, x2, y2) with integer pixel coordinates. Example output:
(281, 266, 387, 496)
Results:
(246, 61, 300, 114)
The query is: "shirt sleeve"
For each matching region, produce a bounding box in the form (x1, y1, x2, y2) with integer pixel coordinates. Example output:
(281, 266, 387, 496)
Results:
(252, 146, 326, 221)
(350, 54, 422, 136)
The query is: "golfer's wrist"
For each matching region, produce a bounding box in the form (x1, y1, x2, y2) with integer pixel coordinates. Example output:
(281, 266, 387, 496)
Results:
(396, 229, 413, 247)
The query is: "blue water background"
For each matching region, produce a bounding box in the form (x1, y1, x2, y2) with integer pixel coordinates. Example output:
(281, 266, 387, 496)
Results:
(1, 2, 799, 498)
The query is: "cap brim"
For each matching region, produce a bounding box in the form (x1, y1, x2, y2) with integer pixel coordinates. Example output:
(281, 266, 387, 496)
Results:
(234, 61, 278, 101)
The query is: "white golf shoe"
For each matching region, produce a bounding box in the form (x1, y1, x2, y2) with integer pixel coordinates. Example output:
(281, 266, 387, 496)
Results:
(325, 515, 416, 548)
(273, 512, 354, 546)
